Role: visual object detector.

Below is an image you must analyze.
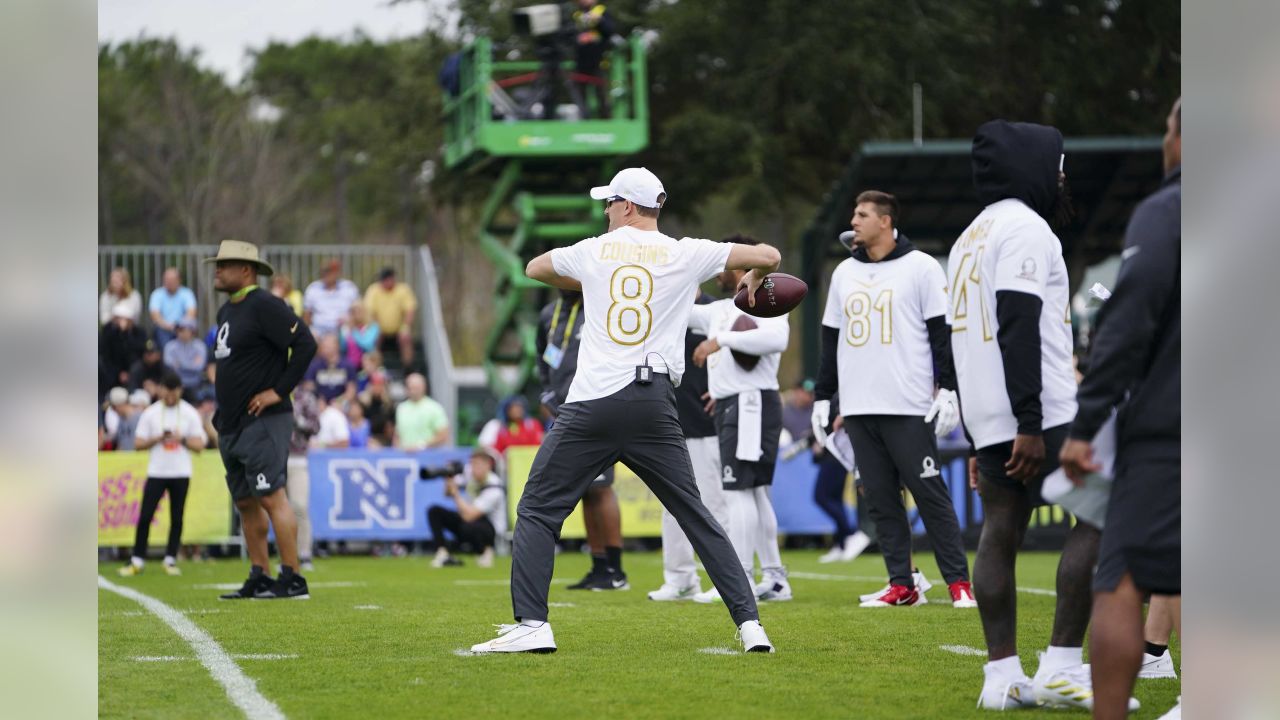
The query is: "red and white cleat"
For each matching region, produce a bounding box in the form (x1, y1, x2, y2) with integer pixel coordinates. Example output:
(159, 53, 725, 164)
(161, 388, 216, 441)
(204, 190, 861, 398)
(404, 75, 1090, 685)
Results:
(950, 580, 978, 608)
(859, 584, 920, 608)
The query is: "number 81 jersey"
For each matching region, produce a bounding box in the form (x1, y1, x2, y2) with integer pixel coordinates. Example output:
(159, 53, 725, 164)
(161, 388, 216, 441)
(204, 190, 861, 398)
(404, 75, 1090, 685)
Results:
(821, 247, 949, 416)
(550, 227, 733, 404)
(945, 199, 1077, 449)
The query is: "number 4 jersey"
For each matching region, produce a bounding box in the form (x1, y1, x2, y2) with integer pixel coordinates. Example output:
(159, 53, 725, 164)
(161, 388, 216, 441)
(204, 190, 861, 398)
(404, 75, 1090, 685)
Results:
(822, 244, 948, 416)
(946, 198, 1077, 449)
(550, 227, 732, 404)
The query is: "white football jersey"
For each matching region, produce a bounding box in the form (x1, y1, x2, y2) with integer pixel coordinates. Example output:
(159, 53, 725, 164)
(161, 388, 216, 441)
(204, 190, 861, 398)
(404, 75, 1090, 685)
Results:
(822, 249, 948, 416)
(688, 298, 788, 400)
(550, 227, 732, 403)
(946, 198, 1078, 448)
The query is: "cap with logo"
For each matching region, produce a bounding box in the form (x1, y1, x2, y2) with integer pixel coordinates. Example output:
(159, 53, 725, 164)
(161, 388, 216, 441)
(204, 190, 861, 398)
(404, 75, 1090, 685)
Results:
(589, 167, 666, 209)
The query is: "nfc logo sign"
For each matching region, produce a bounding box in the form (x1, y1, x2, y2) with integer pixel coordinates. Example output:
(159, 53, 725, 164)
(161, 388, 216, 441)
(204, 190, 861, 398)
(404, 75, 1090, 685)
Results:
(328, 459, 416, 530)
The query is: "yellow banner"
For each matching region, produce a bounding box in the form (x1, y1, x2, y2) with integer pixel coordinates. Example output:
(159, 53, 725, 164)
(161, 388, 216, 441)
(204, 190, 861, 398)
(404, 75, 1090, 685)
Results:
(504, 446, 666, 538)
(97, 452, 234, 546)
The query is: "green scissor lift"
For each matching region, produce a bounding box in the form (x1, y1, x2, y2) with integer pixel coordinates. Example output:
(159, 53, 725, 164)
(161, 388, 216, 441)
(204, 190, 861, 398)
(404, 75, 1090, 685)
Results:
(442, 34, 650, 396)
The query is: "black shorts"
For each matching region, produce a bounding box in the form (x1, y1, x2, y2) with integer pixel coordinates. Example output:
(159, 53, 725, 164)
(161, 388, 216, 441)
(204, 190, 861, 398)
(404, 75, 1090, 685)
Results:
(1093, 447, 1180, 594)
(218, 412, 291, 501)
(976, 423, 1070, 506)
(590, 465, 616, 487)
(714, 390, 782, 491)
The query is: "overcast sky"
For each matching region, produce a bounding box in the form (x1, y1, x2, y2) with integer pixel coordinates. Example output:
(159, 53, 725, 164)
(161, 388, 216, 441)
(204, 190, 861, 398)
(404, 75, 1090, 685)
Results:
(98, 0, 458, 84)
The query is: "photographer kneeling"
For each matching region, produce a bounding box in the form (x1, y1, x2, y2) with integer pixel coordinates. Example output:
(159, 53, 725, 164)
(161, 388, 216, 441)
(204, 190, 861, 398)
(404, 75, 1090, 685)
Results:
(425, 447, 506, 568)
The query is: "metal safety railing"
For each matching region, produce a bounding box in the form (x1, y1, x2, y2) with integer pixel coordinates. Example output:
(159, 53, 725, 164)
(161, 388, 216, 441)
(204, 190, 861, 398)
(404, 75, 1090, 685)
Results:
(97, 245, 418, 332)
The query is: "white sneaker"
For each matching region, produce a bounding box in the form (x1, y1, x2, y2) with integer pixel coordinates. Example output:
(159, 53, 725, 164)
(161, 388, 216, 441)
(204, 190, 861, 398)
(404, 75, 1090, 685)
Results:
(1138, 650, 1178, 679)
(470, 622, 557, 654)
(754, 578, 793, 602)
(431, 547, 450, 568)
(857, 579, 927, 605)
(1032, 661, 1140, 711)
(692, 587, 723, 604)
(817, 546, 844, 564)
(977, 664, 1037, 710)
(647, 583, 700, 601)
(859, 584, 891, 603)
(913, 570, 933, 595)
(1157, 697, 1181, 719)
(738, 620, 774, 653)
(839, 531, 871, 562)
(476, 548, 494, 569)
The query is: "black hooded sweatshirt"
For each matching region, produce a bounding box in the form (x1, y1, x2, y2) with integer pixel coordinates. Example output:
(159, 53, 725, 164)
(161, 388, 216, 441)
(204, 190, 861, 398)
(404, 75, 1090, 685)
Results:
(966, 120, 1066, 436)
(814, 233, 956, 410)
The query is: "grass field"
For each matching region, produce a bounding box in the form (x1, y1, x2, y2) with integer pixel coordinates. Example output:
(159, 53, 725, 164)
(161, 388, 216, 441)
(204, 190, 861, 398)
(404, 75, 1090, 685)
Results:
(98, 550, 1180, 719)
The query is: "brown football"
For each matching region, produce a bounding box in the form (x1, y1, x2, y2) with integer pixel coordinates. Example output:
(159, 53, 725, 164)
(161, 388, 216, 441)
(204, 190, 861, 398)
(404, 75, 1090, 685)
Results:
(729, 314, 760, 371)
(734, 272, 808, 318)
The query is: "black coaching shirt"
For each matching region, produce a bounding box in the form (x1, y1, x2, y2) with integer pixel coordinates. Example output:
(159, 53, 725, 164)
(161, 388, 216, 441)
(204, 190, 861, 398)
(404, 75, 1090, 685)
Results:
(212, 288, 317, 435)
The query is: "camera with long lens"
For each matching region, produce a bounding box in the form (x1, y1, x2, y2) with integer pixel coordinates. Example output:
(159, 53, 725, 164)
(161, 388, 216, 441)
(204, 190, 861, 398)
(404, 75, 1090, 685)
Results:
(418, 461, 465, 481)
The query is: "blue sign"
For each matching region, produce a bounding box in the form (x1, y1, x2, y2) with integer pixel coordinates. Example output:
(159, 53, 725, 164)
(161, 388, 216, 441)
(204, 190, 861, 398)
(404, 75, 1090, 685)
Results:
(309, 448, 471, 541)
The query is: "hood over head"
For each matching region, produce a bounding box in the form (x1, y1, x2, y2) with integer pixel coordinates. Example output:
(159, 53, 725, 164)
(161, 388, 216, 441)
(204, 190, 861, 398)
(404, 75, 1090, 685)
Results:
(971, 120, 1063, 220)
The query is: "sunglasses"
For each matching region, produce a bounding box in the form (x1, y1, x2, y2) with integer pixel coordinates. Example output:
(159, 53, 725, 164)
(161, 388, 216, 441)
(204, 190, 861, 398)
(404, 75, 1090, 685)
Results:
(604, 196, 626, 208)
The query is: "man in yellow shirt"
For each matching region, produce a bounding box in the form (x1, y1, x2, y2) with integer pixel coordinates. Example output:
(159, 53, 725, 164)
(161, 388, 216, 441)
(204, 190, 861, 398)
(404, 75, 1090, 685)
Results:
(364, 267, 418, 369)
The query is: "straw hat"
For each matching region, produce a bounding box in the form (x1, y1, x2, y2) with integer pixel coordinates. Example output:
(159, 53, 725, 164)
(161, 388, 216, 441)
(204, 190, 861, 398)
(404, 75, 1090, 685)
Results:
(202, 240, 274, 276)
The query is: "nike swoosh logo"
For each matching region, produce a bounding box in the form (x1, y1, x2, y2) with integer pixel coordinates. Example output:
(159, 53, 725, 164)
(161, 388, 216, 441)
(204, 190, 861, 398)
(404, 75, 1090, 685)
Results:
(1122, 245, 1141, 260)
(290, 322, 298, 333)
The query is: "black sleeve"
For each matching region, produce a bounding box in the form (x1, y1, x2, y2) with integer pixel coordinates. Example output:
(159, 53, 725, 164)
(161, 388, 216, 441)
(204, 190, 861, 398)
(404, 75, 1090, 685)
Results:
(995, 290, 1043, 435)
(925, 315, 956, 391)
(260, 295, 317, 398)
(1070, 200, 1179, 440)
(599, 9, 617, 38)
(814, 325, 840, 402)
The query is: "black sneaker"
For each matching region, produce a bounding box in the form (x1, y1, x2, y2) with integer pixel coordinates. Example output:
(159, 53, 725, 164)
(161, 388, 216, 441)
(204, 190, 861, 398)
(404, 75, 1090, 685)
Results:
(219, 573, 274, 600)
(566, 568, 604, 590)
(587, 570, 630, 592)
(253, 573, 310, 600)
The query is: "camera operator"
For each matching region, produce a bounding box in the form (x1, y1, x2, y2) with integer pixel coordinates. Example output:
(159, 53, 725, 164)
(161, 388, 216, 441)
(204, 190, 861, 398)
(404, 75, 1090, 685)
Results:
(573, 0, 616, 118)
(426, 447, 506, 569)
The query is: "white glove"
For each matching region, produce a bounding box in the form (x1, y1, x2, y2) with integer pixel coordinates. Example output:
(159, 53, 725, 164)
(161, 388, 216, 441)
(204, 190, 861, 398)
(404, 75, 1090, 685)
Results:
(811, 399, 831, 446)
(924, 388, 960, 437)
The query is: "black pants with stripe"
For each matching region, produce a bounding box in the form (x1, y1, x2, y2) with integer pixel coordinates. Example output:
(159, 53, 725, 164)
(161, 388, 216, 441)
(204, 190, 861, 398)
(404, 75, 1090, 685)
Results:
(510, 377, 758, 626)
(844, 415, 969, 588)
(132, 476, 190, 560)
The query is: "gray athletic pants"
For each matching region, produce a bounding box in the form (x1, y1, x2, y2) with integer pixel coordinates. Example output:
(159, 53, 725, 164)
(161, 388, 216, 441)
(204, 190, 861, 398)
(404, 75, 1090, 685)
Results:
(511, 377, 759, 626)
(843, 414, 970, 588)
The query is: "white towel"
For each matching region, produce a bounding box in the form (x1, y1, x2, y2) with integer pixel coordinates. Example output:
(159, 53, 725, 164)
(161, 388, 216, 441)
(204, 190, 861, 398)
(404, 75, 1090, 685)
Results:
(1042, 411, 1117, 528)
(735, 389, 763, 462)
(823, 430, 856, 472)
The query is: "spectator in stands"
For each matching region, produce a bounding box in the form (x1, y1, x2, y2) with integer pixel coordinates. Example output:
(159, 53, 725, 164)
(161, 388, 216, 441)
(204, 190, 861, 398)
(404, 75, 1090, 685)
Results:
(194, 386, 218, 448)
(394, 373, 449, 450)
(340, 301, 380, 368)
(100, 304, 148, 387)
(348, 401, 371, 449)
(305, 334, 357, 403)
(271, 273, 304, 317)
(303, 258, 360, 338)
(99, 267, 142, 328)
(101, 387, 130, 450)
(781, 379, 816, 443)
(364, 267, 418, 369)
(492, 396, 545, 454)
(128, 340, 167, 396)
(163, 317, 208, 396)
(359, 373, 396, 448)
(148, 267, 198, 348)
(355, 350, 385, 394)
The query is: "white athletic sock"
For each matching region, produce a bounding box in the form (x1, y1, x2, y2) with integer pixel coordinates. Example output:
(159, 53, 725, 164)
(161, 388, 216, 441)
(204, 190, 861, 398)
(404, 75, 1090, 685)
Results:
(130, 556, 144, 569)
(519, 619, 545, 628)
(1040, 645, 1085, 672)
(163, 555, 177, 566)
(985, 655, 1025, 679)
(724, 489, 759, 580)
(754, 487, 785, 576)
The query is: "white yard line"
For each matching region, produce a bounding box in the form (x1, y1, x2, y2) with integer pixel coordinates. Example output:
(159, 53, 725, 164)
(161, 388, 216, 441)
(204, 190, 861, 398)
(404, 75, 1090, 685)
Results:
(133, 654, 299, 662)
(939, 644, 988, 657)
(353, 605, 382, 610)
(99, 576, 286, 720)
(697, 647, 740, 655)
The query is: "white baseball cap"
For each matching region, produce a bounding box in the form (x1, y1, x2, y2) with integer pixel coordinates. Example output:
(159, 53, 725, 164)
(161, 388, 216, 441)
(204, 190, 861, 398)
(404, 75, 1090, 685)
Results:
(589, 167, 666, 208)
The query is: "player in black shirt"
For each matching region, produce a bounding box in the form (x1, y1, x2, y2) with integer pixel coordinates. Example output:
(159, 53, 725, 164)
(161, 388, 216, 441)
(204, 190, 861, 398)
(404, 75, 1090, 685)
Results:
(205, 241, 317, 600)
